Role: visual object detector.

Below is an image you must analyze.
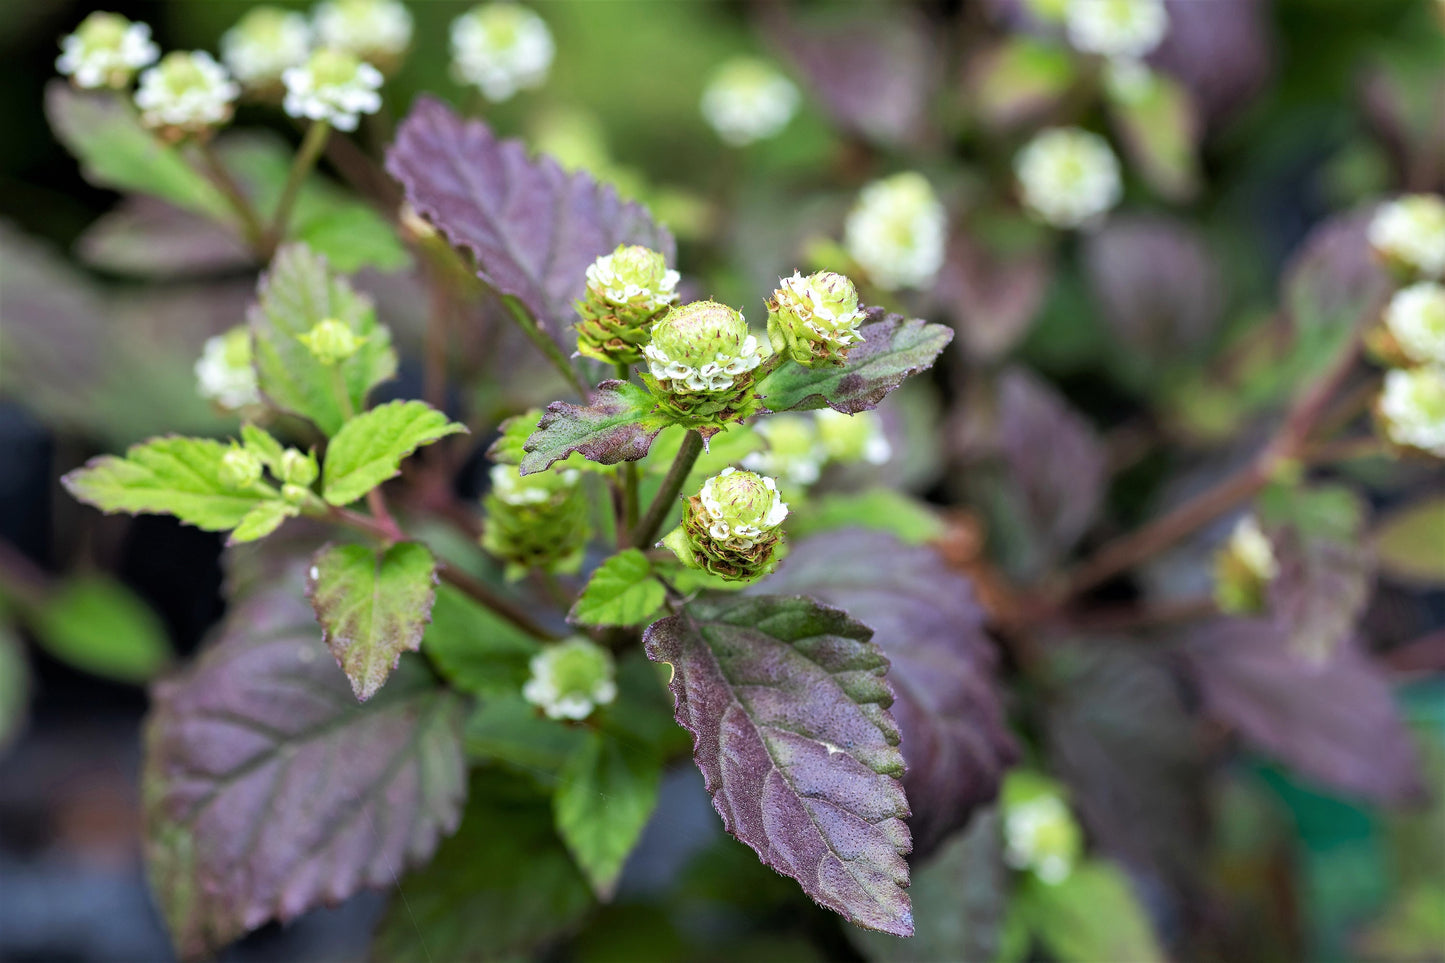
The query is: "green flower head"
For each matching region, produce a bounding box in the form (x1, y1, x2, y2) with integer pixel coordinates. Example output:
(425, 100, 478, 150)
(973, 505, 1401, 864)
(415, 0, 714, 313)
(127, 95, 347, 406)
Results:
(219, 446, 264, 490)
(298, 318, 366, 366)
(482, 464, 590, 579)
(522, 637, 617, 720)
(663, 468, 789, 581)
(766, 270, 866, 367)
(575, 245, 680, 364)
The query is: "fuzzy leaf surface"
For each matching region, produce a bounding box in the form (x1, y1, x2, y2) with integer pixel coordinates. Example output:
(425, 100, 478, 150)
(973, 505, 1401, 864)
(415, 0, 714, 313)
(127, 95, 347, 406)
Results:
(569, 549, 666, 627)
(143, 550, 466, 961)
(642, 594, 914, 935)
(386, 97, 674, 341)
(306, 542, 439, 701)
(248, 243, 397, 436)
(521, 380, 667, 475)
(554, 729, 663, 898)
(321, 400, 467, 506)
(756, 307, 953, 415)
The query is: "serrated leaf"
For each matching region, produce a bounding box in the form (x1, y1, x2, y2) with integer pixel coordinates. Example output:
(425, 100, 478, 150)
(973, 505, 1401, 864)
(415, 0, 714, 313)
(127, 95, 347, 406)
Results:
(1019, 860, 1166, 963)
(62, 435, 272, 532)
(30, 575, 171, 683)
(570, 550, 666, 627)
(386, 97, 673, 341)
(143, 550, 466, 961)
(423, 584, 539, 698)
(248, 243, 397, 436)
(321, 400, 467, 506)
(555, 729, 663, 898)
(521, 380, 667, 475)
(228, 500, 298, 544)
(643, 594, 914, 936)
(1374, 496, 1445, 585)
(756, 308, 952, 415)
(306, 542, 439, 701)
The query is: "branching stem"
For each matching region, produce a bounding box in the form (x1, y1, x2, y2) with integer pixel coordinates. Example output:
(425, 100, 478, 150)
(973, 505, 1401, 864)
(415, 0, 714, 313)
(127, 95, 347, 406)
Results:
(268, 120, 330, 252)
(631, 430, 703, 549)
(502, 295, 590, 399)
(196, 139, 268, 255)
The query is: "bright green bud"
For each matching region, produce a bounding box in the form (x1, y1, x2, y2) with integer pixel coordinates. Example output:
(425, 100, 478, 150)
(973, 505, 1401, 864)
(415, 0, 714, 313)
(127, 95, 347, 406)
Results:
(815, 409, 892, 465)
(278, 448, 319, 487)
(219, 447, 264, 489)
(1213, 514, 1278, 615)
(1001, 770, 1082, 886)
(575, 245, 680, 365)
(766, 270, 866, 367)
(297, 318, 366, 366)
(642, 301, 764, 427)
(482, 464, 590, 579)
(522, 637, 617, 720)
(663, 468, 788, 581)
(281, 483, 321, 507)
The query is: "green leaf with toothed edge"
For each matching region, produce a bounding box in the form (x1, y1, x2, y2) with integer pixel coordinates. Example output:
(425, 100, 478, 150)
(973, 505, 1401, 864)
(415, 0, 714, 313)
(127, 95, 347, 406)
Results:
(228, 500, 299, 544)
(521, 380, 668, 475)
(554, 728, 663, 899)
(321, 400, 468, 506)
(570, 549, 666, 627)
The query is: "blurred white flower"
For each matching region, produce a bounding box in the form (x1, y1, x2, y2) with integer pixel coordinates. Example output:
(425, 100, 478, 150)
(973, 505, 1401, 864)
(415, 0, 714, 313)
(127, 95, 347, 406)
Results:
(222, 7, 312, 90)
(56, 11, 158, 89)
(1369, 194, 1445, 278)
(1065, 0, 1169, 60)
(815, 409, 892, 466)
(700, 57, 800, 147)
(1227, 515, 1278, 582)
(522, 638, 617, 721)
(134, 51, 240, 134)
(844, 172, 947, 291)
(1015, 127, 1122, 229)
(313, 0, 412, 68)
(1003, 794, 1077, 885)
(743, 415, 826, 489)
(449, 3, 554, 102)
(1380, 366, 1445, 456)
(1384, 282, 1445, 366)
(282, 48, 383, 131)
(195, 327, 260, 410)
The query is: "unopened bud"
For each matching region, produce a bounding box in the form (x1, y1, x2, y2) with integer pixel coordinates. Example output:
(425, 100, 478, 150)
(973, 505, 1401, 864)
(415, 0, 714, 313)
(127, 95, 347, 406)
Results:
(278, 448, 319, 487)
(662, 467, 788, 581)
(522, 637, 617, 720)
(219, 447, 264, 489)
(766, 270, 866, 367)
(1001, 770, 1082, 886)
(576, 245, 680, 365)
(298, 318, 366, 366)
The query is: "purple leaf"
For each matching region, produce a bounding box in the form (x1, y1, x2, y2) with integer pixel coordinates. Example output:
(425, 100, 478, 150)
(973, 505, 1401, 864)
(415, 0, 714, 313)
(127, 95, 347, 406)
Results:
(1284, 207, 1391, 338)
(78, 196, 253, 277)
(935, 233, 1050, 361)
(1151, 0, 1272, 126)
(756, 307, 953, 415)
(758, 530, 1018, 856)
(143, 550, 467, 960)
(386, 97, 674, 341)
(643, 594, 914, 936)
(520, 379, 667, 474)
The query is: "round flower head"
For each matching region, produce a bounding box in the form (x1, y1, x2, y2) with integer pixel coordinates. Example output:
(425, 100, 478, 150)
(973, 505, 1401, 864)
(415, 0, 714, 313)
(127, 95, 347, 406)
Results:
(56, 12, 158, 90)
(219, 447, 265, 490)
(700, 57, 800, 147)
(575, 244, 680, 365)
(222, 7, 312, 92)
(1065, 0, 1169, 60)
(1214, 514, 1278, 615)
(1369, 195, 1445, 278)
(643, 301, 764, 426)
(766, 271, 866, 367)
(282, 48, 383, 132)
(313, 0, 412, 72)
(482, 464, 590, 579)
(195, 326, 261, 411)
(522, 638, 617, 721)
(1001, 772, 1082, 886)
(450, 3, 555, 102)
(1015, 127, 1123, 229)
(1379, 366, 1445, 456)
(1383, 283, 1445, 366)
(297, 318, 367, 366)
(844, 172, 947, 291)
(665, 468, 789, 581)
(742, 415, 825, 489)
(815, 409, 892, 465)
(134, 52, 240, 136)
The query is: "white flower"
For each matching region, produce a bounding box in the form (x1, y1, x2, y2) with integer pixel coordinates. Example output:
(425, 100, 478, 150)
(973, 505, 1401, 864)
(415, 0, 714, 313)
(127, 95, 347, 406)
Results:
(522, 638, 617, 721)
(489, 463, 579, 506)
(700, 57, 800, 147)
(134, 51, 240, 133)
(815, 409, 892, 465)
(1003, 795, 1077, 885)
(1015, 127, 1123, 229)
(450, 3, 554, 102)
(584, 247, 680, 318)
(1380, 366, 1445, 456)
(696, 468, 789, 550)
(1065, 0, 1169, 60)
(1369, 195, 1445, 278)
(1227, 515, 1278, 582)
(282, 48, 383, 131)
(742, 415, 826, 489)
(56, 12, 158, 89)
(844, 172, 948, 291)
(642, 334, 764, 393)
(313, 0, 412, 66)
(1384, 283, 1445, 366)
(222, 7, 312, 90)
(195, 327, 260, 410)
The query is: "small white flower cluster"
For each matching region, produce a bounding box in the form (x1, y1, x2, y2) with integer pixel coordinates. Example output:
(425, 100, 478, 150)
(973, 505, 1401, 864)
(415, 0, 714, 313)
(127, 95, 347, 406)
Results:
(135, 51, 240, 133)
(195, 327, 261, 411)
(1003, 794, 1076, 885)
(221, 7, 312, 91)
(700, 57, 801, 147)
(1369, 195, 1445, 278)
(1014, 126, 1123, 229)
(844, 172, 948, 291)
(1380, 366, 1445, 456)
(283, 48, 384, 131)
(450, 3, 555, 102)
(643, 332, 764, 393)
(522, 638, 618, 721)
(816, 409, 892, 466)
(1064, 0, 1170, 61)
(1227, 515, 1279, 582)
(1384, 282, 1445, 367)
(743, 416, 827, 489)
(773, 271, 865, 353)
(585, 250, 681, 317)
(698, 468, 789, 550)
(56, 11, 158, 90)
(314, 0, 413, 66)
(489, 464, 580, 506)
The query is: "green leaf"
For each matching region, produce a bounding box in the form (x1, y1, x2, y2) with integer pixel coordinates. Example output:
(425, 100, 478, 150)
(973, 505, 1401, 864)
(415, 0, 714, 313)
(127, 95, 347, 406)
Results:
(240, 423, 286, 470)
(1019, 860, 1166, 963)
(248, 243, 397, 436)
(0, 621, 29, 753)
(31, 576, 171, 683)
(1107, 70, 1199, 201)
(306, 542, 439, 701)
(424, 583, 540, 698)
(1374, 497, 1445, 585)
(790, 489, 945, 546)
(555, 729, 663, 898)
(569, 550, 666, 627)
(44, 81, 229, 220)
(321, 400, 468, 506)
(465, 694, 591, 784)
(970, 36, 1078, 129)
(521, 380, 667, 475)
(62, 436, 272, 532)
(757, 308, 953, 415)
(228, 500, 298, 544)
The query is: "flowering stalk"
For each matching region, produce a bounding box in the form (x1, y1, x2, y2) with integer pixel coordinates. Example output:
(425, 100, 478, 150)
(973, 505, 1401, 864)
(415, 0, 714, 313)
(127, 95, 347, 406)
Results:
(195, 140, 268, 254)
(269, 119, 332, 250)
(631, 429, 704, 549)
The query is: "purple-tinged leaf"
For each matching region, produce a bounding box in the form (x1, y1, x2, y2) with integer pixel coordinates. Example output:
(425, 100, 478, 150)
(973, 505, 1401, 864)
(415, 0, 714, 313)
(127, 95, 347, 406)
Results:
(1284, 207, 1391, 339)
(757, 308, 953, 415)
(935, 233, 1050, 361)
(143, 550, 466, 961)
(643, 594, 914, 936)
(520, 380, 667, 475)
(758, 531, 1018, 856)
(386, 97, 674, 341)
(1107, 70, 1201, 201)
(965, 37, 1078, 131)
(1151, 0, 1272, 126)
(78, 196, 253, 277)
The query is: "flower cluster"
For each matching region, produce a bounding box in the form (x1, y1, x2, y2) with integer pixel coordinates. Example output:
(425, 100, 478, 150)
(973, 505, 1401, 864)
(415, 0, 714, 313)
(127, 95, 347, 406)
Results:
(844, 173, 947, 291)
(766, 271, 866, 367)
(56, 12, 158, 90)
(1064, 0, 1170, 62)
(482, 464, 591, 579)
(1368, 194, 1445, 278)
(700, 57, 800, 147)
(642, 301, 765, 425)
(221, 7, 312, 93)
(1014, 127, 1122, 229)
(1214, 514, 1279, 615)
(1380, 367, 1445, 457)
(576, 245, 681, 365)
(195, 327, 261, 411)
(663, 468, 789, 581)
(741, 410, 892, 492)
(135, 51, 240, 136)
(522, 638, 618, 721)
(313, 0, 413, 73)
(282, 48, 384, 132)
(1001, 771, 1083, 886)
(449, 3, 555, 102)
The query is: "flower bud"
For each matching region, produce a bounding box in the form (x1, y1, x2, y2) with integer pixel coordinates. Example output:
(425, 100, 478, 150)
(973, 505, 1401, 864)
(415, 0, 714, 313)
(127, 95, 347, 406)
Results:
(844, 173, 947, 291)
(575, 245, 680, 365)
(195, 326, 261, 411)
(1382, 283, 1445, 367)
(278, 448, 319, 487)
(522, 637, 617, 720)
(1378, 366, 1445, 457)
(1015, 127, 1122, 229)
(219, 447, 264, 490)
(1001, 771, 1082, 886)
(815, 409, 892, 465)
(766, 271, 866, 367)
(449, 3, 555, 102)
(741, 415, 825, 490)
(642, 301, 764, 426)
(700, 57, 800, 147)
(1065, 0, 1169, 61)
(221, 7, 311, 95)
(56, 12, 158, 90)
(313, 0, 413, 74)
(1368, 194, 1445, 278)
(282, 48, 384, 132)
(134, 51, 240, 138)
(282, 483, 322, 508)
(1213, 514, 1278, 615)
(482, 465, 590, 579)
(298, 318, 366, 366)
(662, 468, 788, 581)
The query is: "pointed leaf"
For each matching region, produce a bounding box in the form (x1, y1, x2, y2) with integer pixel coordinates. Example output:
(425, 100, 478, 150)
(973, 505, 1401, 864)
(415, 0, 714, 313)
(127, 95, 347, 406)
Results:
(569, 549, 666, 627)
(321, 400, 467, 506)
(756, 308, 952, 415)
(643, 594, 914, 936)
(1107, 69, 1200, 201)
(1374, 496, 1445, 585)
(248, 243, 397, 436)
(32, 575, 172, 683)
(78, 196, 253, 277)
(228, 500, 299, 544)
(386, 97, 673, 341)
(423, 584, 540, 698)
(1019, 860, 1166, 963)
(555, 729, 663, 898)
(306, 541, 439, 700)
(521, 380, 667, 475)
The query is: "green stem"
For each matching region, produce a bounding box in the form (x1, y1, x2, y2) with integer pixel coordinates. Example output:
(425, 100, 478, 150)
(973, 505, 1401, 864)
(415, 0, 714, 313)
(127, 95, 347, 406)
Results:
(631, 429, 704, 548)
(617, 359, 640, 538)
(503, 296, 590, 398)
(268, 120, 330, 251)
(196, 139, 268, 255)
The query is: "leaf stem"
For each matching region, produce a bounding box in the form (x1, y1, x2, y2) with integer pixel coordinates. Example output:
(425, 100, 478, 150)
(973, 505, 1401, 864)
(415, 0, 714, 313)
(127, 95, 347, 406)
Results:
(631, 429, 703, 549)
(268, 119, 330, 252)
(502, 295, 590, 399)
(195, 139, 268, 255)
